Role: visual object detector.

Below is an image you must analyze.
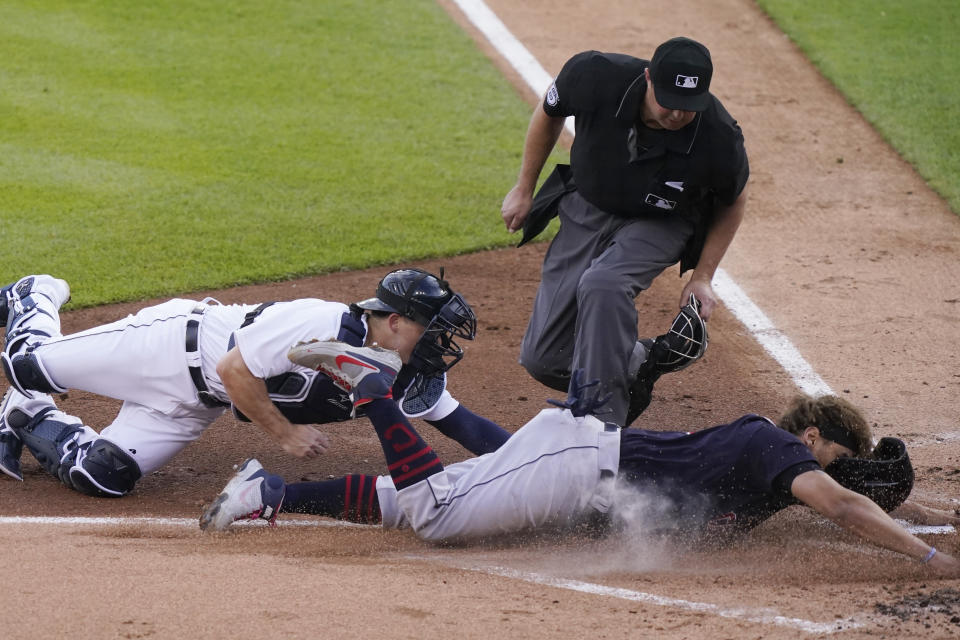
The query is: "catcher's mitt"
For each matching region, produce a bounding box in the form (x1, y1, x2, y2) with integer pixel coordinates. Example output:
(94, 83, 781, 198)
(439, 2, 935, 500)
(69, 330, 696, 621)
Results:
(824, 437, 914, 512)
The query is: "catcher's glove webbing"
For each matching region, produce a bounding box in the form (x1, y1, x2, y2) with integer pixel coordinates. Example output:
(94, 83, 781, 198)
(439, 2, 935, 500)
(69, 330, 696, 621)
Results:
(824, 437, 914, 512)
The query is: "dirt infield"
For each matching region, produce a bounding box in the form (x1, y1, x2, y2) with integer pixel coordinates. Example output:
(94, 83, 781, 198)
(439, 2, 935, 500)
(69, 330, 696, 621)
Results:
(3, 1, 960, 638)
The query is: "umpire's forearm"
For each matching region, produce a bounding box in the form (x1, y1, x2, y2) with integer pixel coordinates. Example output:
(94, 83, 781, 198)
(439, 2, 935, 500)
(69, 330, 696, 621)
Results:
(689, 188, 746, 284)
(515, 105, 565, 193)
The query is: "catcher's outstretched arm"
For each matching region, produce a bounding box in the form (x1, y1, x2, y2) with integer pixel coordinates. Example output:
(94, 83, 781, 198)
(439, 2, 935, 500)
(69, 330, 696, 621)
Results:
(791, 469, 960, 575)
(217, 347, 329, 458)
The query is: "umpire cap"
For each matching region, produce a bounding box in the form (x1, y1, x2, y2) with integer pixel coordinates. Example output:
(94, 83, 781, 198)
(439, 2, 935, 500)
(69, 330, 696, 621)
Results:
(649, 37, 713, 112)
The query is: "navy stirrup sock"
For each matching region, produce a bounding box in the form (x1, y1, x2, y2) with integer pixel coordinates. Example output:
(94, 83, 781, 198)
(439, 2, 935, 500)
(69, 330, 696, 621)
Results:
(282, 474, 381, 523)
(365, 398, 442, 490)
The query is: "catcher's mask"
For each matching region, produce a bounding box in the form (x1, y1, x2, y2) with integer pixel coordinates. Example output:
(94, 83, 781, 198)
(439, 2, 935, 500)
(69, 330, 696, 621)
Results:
(824, 437, 914, 513)
(354, 268, 477, 377)
(653, 294, 708, 374)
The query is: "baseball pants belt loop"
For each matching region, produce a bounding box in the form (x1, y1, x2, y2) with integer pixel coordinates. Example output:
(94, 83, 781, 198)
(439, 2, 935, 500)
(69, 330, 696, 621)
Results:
(186, 300, 228, 408)
(589, 423, 622, 514)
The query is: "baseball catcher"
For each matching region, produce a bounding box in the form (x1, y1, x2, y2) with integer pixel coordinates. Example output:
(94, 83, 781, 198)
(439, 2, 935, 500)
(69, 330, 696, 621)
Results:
(0, 269, 510, 495)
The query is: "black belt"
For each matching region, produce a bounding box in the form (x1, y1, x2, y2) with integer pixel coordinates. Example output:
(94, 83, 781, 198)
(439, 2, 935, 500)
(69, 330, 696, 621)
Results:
(186, 304, 228, 408)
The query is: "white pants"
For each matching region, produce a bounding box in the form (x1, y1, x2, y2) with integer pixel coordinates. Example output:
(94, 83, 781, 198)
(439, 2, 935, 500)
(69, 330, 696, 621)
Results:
(30, 298, 225, 474)
(376, 408, 621, 542)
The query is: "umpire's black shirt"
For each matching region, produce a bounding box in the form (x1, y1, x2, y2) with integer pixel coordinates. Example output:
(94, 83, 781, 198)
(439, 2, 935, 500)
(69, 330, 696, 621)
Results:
(544, 51, 749, 219)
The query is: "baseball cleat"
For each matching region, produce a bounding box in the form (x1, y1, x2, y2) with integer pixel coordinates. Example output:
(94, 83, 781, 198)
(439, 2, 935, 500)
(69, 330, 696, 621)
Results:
(0, 430, 22, 481)
(0, 285, 12, 329)
(199, 458, 286, 532)
(287, 339, 401, 406)
(0, 389, 24, 481)
(625, 338, 660, 426)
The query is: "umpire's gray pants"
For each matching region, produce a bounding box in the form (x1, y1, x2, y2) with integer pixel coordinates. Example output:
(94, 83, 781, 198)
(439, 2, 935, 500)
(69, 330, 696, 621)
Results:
(520, 190, 695, 424)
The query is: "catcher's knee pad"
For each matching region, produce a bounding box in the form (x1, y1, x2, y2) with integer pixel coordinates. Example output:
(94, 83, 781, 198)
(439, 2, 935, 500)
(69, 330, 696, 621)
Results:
(63, 438, 141, 497)
(1, 350, 66, 397)
(9, 406, 93, 479)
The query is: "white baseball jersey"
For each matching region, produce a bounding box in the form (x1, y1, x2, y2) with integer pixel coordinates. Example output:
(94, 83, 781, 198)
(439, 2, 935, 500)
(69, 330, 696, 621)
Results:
(28, 297, 456, 475)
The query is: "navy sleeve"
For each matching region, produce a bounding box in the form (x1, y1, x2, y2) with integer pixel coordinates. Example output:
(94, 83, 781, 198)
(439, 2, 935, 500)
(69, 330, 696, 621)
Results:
(742, 424, 819, 494)
(771, 462, 822, 497)
(426, 404, 511, 456)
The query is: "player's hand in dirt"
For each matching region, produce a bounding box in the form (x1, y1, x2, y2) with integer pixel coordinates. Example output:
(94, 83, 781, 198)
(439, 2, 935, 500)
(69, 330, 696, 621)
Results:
(891, 501, 960, 526)
(927, 549, 960, 577)
(278, 424, 330, 459)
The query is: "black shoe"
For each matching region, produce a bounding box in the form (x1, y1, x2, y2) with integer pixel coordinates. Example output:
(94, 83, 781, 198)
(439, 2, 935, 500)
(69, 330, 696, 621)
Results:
(625, 368, 660, 426)
(0, 430, 23, 481)
(0, 390, 24, 481)
(624, 338, 667, 426)
(0, 283, 13, 328)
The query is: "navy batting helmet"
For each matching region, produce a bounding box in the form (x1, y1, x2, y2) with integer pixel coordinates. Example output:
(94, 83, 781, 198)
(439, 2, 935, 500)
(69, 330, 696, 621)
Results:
(355, 268, 476, 377)
(824, 437, 914, 512)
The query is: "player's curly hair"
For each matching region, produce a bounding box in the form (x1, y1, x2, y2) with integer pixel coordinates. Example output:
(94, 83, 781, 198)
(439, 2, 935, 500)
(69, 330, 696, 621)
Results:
(777, 395, 873, 457)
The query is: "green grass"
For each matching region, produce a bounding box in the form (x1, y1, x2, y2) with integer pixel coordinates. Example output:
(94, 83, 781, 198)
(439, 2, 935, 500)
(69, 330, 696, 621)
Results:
(755, 0, 959, 215)
(7, 2, 953, 309)
(0, 1, 565, 306)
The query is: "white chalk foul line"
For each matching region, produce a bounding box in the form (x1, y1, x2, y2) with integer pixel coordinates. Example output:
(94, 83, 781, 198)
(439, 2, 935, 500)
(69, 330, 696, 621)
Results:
(2, 514, 947, 633)
(713, 270, 833, 396)
(0, 514, 947, 537)
(0, 515, 370, 528)
(408, 556, 860, 634)
(452, 0, 831, 396)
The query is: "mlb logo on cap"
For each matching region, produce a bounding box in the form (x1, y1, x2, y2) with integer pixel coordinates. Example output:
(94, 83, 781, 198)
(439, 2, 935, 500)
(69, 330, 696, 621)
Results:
(650, 37, 713, 112)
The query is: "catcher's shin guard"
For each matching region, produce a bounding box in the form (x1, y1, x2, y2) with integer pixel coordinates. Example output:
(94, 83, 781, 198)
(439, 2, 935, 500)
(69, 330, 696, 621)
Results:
(7, 404, 96, 481)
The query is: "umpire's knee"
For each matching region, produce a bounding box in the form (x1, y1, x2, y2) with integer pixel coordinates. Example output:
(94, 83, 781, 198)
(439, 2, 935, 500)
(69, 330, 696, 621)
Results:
(577, 267, 632, 303)
(520, 361, 570, 392)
